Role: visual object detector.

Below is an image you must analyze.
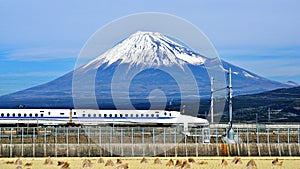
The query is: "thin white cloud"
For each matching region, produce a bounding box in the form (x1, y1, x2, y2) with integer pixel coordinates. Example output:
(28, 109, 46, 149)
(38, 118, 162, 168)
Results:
(218, 46, 300, 82)
(0, 71, 66, 77)
(223, 56, 300, 81)
(218, 47, 300, 58)
(4, 47, 79, 61)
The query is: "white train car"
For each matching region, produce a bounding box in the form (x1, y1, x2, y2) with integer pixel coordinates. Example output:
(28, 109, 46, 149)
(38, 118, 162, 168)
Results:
(0, 109, 209, 127)
(0, 109, 70, 126)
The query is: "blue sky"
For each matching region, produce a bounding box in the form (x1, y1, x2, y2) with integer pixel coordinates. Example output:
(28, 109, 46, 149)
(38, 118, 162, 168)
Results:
(0, 0, 300, 96)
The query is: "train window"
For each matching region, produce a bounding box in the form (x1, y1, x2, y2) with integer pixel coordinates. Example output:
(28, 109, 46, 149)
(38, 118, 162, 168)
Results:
(146, 114, 149, 117)
(136, 114, 139, 117)
(98, 114, 101, 117)
(151, 114, 154, 117)
(93, 114, 96, 117)
(125, 114, 128, 117)
(131, 114, 133, 117)
(12, 113, 15, 117)
(7, 113, 10, 117)
(29, 113, 32, 117)
(164, 112, 167, 116)
(40, 111, 44, 113)
(88, 114, 91, 117)
(18, 113, 21, 117)
(41, 114, 44, 117)
(141, 114, 144, 117)
(48, 112, 51, 115)
(104, 114, 107, 117)
(60, 113, 64, 115)
(24, 113, 27, 117)
(82, 114, 86, 117)
(120, 114, 123, 117)
(35, 113, 38, 117)
(1, 113, 4, 117)
(74, 112, 76, 115)
(115, 114, 118, 117)
(169, 113, 171, 116)
(109, 114, 112, 117)
(156, 114, 159, 117)
(155, 111, 159, 113)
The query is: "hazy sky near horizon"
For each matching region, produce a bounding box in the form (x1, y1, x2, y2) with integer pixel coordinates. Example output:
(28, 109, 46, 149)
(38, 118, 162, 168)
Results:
(0, 0, 300, 95)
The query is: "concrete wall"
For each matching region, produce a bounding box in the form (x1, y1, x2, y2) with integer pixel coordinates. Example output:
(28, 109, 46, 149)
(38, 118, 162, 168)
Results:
(1, 143, 300, 157)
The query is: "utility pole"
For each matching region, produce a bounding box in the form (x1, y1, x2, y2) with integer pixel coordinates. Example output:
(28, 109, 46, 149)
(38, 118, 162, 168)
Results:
(256, 113, 258, 123)
(210, 77, 214, 123)
(228, 68, 234, 140)
(268, 107, 271, 123)
(210, 67, 234, 140)
(182, 104, 186, 114)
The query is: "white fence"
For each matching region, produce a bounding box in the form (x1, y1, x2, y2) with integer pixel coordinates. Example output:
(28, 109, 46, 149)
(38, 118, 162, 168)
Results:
(0, 124, 299, 145)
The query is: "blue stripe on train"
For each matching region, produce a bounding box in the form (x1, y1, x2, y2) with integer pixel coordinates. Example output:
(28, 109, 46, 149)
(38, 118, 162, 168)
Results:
(0, 117, 175, 120)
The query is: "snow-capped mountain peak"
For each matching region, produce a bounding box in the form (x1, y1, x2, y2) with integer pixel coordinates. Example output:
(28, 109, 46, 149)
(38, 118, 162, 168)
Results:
(83, 31, 207, 69)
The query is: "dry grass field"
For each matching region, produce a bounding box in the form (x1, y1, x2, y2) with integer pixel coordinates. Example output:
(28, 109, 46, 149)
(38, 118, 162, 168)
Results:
(1, 156, 299, 169)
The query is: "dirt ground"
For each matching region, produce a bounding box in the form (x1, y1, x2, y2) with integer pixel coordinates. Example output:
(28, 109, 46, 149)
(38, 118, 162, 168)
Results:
(1, 156, 300, 169)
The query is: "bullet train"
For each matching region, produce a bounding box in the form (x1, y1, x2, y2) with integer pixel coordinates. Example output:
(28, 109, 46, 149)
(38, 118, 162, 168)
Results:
(0, 109, 209, 127)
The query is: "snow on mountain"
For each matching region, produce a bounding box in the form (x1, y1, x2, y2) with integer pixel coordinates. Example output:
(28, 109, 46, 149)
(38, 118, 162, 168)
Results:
(82, 31, 206, 70)
(284, 81, 299, 87)
(242, 71, 259, 79)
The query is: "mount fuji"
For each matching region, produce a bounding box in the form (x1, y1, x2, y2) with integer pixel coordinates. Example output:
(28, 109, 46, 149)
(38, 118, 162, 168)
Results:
(0, 31, 293, 109)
